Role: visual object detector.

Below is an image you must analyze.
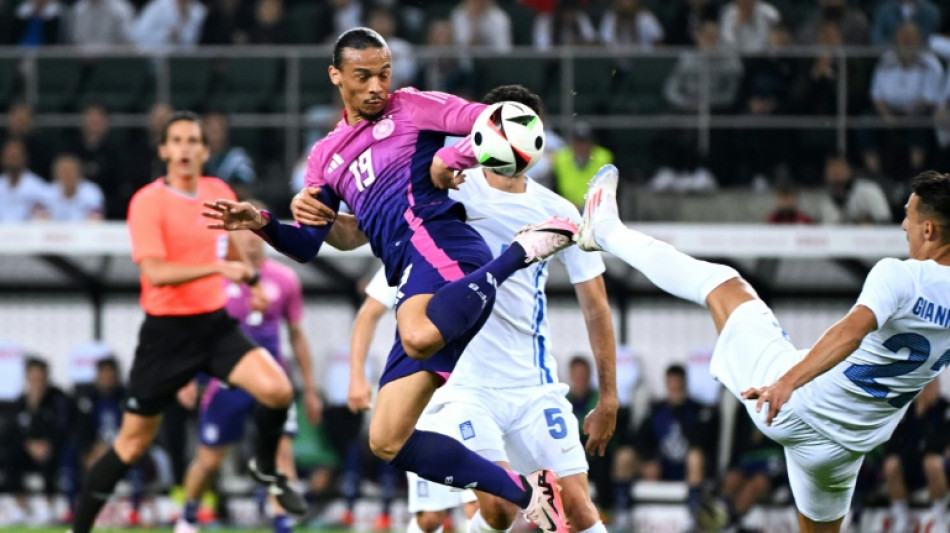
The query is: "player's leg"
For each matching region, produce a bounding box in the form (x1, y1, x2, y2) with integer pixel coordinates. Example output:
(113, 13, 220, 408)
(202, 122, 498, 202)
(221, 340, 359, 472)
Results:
(406, 471, 458, 533)
(270, 435, 297, 533)
(577, 164, 755, 332)
(72, 412, 163, 533)
(924, 453, 949, 532)
(884, 454, 911, 533)
(397, 216, 577, 360)
(370, 372, 563, 530)
(175, 445, 229, 533)
(784, 433, 864, 533)
(411, 511, 449, 533)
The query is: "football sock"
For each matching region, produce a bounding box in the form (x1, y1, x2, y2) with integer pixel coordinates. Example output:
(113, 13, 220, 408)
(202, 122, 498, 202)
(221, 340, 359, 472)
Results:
(129, 464, 145, 512)
(932, 496, 949, 524)
(72, 447, 131, 533)
(183, 499, 200, 524)
(409, 515, 440, 533)
(273, 513, 292, 533)
(614, 480, 632, 511)
(891, 499, 909, 530)
(594, 218, 738, 307)
(425, 243, 526, 345)
(343, 444, 361, 510)
(253, 404, 289, 476)
(467, 510, 512, 533)
(380, 462, 397, 515)
(577, 521, 608, 533)
(391, 430, 531, 508)
(687, 485, 702, 518)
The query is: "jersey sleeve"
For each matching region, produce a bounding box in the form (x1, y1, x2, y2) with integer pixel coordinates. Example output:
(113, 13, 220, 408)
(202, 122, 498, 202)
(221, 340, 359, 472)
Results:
(283, 269, 304, 324)
(854, 258, 915, 328)
(365, 267, 398, 310)
(127, 188, 166, 263)
(399, 88, 487, 171)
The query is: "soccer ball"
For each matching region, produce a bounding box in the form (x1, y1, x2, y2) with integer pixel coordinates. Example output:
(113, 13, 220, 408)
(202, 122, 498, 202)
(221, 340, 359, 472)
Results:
(471, 101, 545, 177)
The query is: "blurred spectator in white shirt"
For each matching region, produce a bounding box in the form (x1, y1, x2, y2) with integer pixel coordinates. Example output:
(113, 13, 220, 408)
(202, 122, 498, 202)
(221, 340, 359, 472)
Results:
(43, 154, 104, 222)
(452, 0, 512, 51)
(67, 0, 134, 47)
(0, 139, 49, 223)
(534, 0, 596, 50)
(130, 0, 207, 47)
(366, 8, 416, 89)
(819, 155, 892, 225)
(720, 0, 780, 52)
(599, 0, 664, 50)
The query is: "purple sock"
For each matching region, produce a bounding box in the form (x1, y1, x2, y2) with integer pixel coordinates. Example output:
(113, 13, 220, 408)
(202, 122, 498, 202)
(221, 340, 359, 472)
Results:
(425, 243, 527, 345)
(390, 430, 531, 508)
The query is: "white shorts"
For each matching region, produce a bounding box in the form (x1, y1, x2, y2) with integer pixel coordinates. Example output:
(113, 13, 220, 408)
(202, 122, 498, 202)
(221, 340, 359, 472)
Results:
(710, 300, 865, 523)
(419, 383, 588, 478)
(407, 471, 478, 513)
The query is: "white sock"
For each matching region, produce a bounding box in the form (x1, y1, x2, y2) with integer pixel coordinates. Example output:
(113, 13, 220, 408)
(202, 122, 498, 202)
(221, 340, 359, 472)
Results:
(932, 496, 949, 524)
(891, 499, 909, 531)
(595, 218, 738, 307)
(408, 515, 443, 533)
(467, 510, 511, 533)
(577, 520, 608, 533)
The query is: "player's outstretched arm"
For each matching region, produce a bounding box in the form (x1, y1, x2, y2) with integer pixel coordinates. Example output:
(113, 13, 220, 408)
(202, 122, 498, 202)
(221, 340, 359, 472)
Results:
(743, 305, 878, 425)
(575, 275, 619, 456)
(203, 199, 334, 263)
(290, 187, 368, 250)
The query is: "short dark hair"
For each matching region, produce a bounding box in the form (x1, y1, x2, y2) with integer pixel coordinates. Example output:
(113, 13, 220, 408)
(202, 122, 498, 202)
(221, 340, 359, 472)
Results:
(160, 110, 208, 145)
(96, 357, 119, 373)
(912, 171, 950, 237)
(25, 356, 48, 374)
(332, 27, 388, 70)
(569, 356, 591, 372)
(666, 364, 686, 379)
(482, 85, 544, 115)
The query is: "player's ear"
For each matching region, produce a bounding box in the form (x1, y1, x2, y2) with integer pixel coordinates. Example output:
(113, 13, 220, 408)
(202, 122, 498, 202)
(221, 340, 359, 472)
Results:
(329, 65, 342, 87)
(158, 143, 169, 163)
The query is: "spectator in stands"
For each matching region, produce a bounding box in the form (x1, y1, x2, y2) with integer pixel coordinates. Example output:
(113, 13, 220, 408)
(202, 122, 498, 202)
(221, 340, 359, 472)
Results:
(871, 0, 941, 46)
(9, 357, 73, 525)
(118, 101, 171, 220)
(43, 154, 105, 222)
(865, 22, 941, 178)
(632, 365, 717, 532)
(130, 0, 207, 48)
(0, 139, 49, 222)
(884, 381, 950, 533)
(552, 122, 614, 208)
(533, 0, 597, 50)
(66, 0, 133, 47)
(10, 0, 63, 46)
(366, 7, 416, 89)
(417, 18, 474, 98)
(819, 155, 892, 224)
(74, 357, 126, 470)
(2, 102, 56, 179)
(797, 0, 869, 45)
(720, 402, 786, 532)
(452, 0, 512, 50)
(200, 0, 251, 45)
(330, 0, 362, 40)
(665, 18, 744, 113)
(203, 111, 256, 200)
(667, 0, 720, 46)
(598, 0, 664, 50)
(64, 104, 123, 219)
(794, 21, 842, 116)
(719, 0, 781, 53)
(767, 180, 814, 224)
(248, 0, 287, 44)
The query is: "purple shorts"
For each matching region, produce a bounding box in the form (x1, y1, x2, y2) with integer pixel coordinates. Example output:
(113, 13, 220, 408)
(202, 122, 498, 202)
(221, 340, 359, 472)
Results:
(198, 381, 298, 446)
(378, 215, 493, 388)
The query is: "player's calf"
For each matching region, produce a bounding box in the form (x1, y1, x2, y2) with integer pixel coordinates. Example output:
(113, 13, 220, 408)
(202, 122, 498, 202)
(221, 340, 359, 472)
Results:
(476, 493, 519, 530)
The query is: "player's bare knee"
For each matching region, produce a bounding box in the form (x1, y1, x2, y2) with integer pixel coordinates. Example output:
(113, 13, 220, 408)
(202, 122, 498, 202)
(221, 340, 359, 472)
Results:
(924, 454, 945, 477)
(258, 378, 293, 408)
(612, 446, 636, 479)
(883, 455, 902, 478)
(114, 435, 151, 463)
(368, 432, 399, 462)
(416, 511, 445, 532)
(480, 496, 517, 529)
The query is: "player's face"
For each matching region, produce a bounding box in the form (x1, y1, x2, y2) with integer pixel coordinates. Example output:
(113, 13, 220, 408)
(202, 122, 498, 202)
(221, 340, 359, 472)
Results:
(159, 120, 209, 178)
(903, 193, 933, 260)
(329, 47, 393, 122)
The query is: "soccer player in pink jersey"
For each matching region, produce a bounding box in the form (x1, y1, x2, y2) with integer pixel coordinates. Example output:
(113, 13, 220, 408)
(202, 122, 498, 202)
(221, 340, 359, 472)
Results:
(202, 28, 574, 532)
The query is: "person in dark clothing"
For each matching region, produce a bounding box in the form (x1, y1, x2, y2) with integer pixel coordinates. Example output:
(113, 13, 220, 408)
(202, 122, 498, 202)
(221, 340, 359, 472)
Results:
(64, 104, 124, 219)
(9, 357, 73, 523)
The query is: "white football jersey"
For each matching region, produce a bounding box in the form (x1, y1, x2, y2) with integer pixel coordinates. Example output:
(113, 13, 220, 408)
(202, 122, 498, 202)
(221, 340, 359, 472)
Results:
(363, 168, 605, 388)
(795, 258, 950, 452)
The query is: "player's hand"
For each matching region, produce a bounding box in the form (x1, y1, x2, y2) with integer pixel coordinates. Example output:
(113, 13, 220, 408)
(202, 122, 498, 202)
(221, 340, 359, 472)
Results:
(583, 399, 618, 456)
(742, 378, 794, 426)
(218, 261, 253, 283)
(430, 155, 464, 190)
(304, 388, 323, 424)
(292, 187, 336, 226)
(203, 199, 267, 231)
(176, 380, 199, 410)
(347, 375, 373, 413)
(249, 281, 270, 311)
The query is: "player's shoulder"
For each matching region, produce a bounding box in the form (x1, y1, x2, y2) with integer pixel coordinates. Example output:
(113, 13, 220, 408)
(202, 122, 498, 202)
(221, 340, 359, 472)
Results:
(128, 178, 164, 204)
(527, 180, 582, 217)
(392, 87, 464, 107)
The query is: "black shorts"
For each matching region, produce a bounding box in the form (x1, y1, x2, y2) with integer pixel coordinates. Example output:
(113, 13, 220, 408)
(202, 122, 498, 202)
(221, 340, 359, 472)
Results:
(126, 309, 257, 416)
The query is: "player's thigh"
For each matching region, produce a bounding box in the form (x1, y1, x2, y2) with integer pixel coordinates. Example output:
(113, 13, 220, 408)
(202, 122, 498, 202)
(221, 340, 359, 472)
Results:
(784, 437, 864, 523)
(369, 371, 440, 457)
(114, 411, 164, 463)
(506, 390, 587, 477)
(407, 471, 466, 514)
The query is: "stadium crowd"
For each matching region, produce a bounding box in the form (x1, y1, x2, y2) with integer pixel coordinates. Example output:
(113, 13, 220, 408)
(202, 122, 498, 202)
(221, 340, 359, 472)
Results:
(1, 0, 950, 222)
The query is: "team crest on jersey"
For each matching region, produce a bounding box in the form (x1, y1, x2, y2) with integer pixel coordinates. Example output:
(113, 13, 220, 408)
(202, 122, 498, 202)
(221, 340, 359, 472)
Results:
(459, 420, 475, 440)
(373, 118, 395, 140)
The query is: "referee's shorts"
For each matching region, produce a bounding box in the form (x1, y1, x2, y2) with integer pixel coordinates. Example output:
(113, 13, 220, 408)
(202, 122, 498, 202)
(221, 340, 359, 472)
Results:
(126, 309, 257, 416)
